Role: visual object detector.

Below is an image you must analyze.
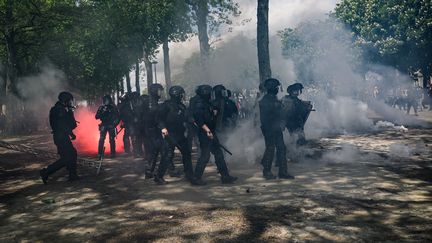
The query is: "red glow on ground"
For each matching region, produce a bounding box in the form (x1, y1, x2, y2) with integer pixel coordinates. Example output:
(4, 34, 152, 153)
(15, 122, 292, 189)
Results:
(73, 107, 124, 156)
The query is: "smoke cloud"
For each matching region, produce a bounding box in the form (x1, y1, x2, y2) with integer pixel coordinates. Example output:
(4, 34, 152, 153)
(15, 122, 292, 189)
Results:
(210, 14, 428, 165)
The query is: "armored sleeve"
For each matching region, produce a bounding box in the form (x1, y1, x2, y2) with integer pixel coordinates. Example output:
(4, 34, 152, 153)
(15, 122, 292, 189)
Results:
(112, 105, 120, 126)
(193, 101, 207, 128)
(95, 106, 104, 120)
(156, 101, 169, 129)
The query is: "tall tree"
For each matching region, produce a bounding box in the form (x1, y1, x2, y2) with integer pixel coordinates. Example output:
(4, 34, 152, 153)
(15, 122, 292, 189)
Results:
(142, 50, 154, 91)
(125, 73, 132, 93)
(193, 1, 211, 80)
(335, 0, 432, 86)
(135, 61, 140, 94)
(257, 0, 271, 83)
(187, 0, 240, 81)
(162, 40, 172, 91)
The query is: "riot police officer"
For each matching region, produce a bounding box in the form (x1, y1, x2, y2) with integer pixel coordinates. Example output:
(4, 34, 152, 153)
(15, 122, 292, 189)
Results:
(154, 86, 195, 185)
(118, 93, 133, 154)
(143, 83, 165, 178)
(128, 92, 145, 157)
(192, 84, 237, 185)
(96, 95, 120, 159)
(212, 85, 238, 134)
(40, 91, 78, 184)
(259, 78, 294, 180)
(281, 83, 313, 145)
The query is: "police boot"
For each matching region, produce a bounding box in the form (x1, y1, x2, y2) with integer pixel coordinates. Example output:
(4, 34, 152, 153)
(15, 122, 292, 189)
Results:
(263, 170, 276, 180)
(278, 173, 295, 180)
(154, 176, 167, 185)
(221, 175, 238, 184)
(145, 169, 154, 179)
(39, 168, 48, 185)
(191, 177, 207, 186)
(68, 173, 80, 182)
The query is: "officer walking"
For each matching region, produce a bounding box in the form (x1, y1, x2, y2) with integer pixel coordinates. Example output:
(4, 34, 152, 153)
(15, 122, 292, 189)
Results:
(212, 85, 238, 134)
(281, 83, 313, 145)
(40, 91, 79, 184)
(128, 92, 145, 157)
(154, 86, 195, 185)
(259, 78, 294, 180)
(143, 83, 165, 178)
(96, 95, 120, 159)
(192, 85, 237, 185)
(118, 93, 133, 154)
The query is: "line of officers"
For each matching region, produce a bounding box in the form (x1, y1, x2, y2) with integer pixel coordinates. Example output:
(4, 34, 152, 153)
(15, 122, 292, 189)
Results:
(40, 78, 312, 185)
(94, 83, 239, 186)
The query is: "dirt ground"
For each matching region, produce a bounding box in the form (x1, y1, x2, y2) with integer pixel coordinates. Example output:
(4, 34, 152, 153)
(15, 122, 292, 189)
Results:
(1, 111, 431, 242)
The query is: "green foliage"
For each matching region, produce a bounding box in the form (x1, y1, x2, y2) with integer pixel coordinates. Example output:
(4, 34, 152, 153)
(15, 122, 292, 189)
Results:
(334, 0, 432, 70)
(0, 0, 240, 101)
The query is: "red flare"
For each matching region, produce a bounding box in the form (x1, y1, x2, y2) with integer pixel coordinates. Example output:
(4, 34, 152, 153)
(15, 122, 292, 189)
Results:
(73, 107, 124, 156)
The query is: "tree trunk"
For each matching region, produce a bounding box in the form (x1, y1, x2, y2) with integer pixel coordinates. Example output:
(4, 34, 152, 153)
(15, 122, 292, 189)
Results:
(125, 72, 132, 93)
(4, 0, 17, 97)
(135, 61, 141, 94)
(423, 64, 431, 88)
(195, 1, 210, 81)
(257, 0, 272, 83)
(142, 50, 153, 92)
(163, 39, 172, 93)
(120, 76, 125, 94)
(116, 81, 120, 104)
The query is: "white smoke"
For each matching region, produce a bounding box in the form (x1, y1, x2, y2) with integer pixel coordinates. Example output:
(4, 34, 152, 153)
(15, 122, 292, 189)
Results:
(14, 65, 68, 130)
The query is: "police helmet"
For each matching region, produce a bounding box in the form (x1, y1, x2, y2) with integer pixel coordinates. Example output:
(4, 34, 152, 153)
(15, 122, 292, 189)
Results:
(149, 83, 164, 97)
(196, 85, 213, 98)
(102, 95, 113, 104)
(58, 91, 74, 103)
(263, 78, 281, 90)
(169, 85, 185, 99)
(287, 83, 304, 94)
(213, 84, 227, 98)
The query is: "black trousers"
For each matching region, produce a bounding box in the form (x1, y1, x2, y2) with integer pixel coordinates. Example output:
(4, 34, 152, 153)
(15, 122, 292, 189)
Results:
(287, 126, 306, 145)
(146, 128, 163, 173)
(194, 131, 229, 179)
(131, 124, 145, 156)
(260, 127, 287, 175)
(98, 126, 116, 155)
(157, 133, 193, 179)
(123, 124, 132, 153)
(47, 133, 77, 177)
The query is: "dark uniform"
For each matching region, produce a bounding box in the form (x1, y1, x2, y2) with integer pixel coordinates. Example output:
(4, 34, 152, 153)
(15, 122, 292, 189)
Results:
(154, 86, 195, 184)
(212, 85, 238, 134)
(40, 92, 78, 184)
(406, 86, 419, 115)
(96, 95, 120, 158)
(129, 92, 145, 157)
(186, 93, 200, 151)
(192, 85, 237, 185)
(118, 94, 133, 154)
(226, 90, 239, 128)
(259, 78, 294, 180)
(143, 84, 165, 178)
(281, 83, 312, 145)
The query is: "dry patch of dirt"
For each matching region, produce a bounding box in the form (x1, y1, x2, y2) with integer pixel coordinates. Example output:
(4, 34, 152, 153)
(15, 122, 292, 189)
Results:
(1, 113, 432, 242)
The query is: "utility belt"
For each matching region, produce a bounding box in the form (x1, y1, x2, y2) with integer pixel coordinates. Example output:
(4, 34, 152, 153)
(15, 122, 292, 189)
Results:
(99, 124, 115, 131)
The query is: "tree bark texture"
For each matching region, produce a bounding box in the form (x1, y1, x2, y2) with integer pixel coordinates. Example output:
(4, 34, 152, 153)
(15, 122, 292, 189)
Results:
(142, 50, 153, 92)
(163, 39, 172, 93)
(195, 1, 210, 81)
(135, 61, 141, 94)
(257, 0, 272, 83)
(125, 73, 132, 93)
